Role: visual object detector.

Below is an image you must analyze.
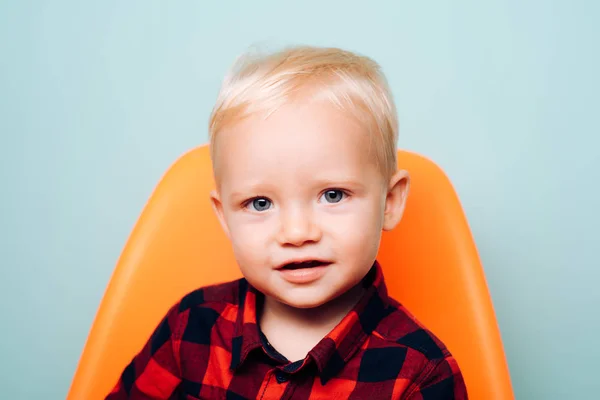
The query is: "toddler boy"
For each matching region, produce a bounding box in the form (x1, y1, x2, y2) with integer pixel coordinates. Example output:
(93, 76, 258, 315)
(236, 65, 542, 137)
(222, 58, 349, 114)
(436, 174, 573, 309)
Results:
(108, 45, 467, 399)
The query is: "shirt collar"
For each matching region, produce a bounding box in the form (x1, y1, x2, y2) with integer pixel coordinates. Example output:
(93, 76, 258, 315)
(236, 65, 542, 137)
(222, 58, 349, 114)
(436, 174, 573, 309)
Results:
(230, 261, 391, 384)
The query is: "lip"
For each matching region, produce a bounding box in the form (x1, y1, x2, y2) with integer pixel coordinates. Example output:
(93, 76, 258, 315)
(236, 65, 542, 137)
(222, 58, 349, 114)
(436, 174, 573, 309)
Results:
(275, 258, 332, 270)
(278, 264, 330, 284)
(275, 259, 332, 284)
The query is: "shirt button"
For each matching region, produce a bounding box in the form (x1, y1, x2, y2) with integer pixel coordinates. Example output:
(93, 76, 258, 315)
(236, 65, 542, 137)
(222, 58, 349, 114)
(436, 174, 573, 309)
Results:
(275, 371, 288, 383)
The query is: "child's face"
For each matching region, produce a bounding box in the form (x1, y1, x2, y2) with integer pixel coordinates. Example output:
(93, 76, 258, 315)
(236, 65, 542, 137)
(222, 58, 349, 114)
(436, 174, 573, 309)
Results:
(211, 100, 408, 309)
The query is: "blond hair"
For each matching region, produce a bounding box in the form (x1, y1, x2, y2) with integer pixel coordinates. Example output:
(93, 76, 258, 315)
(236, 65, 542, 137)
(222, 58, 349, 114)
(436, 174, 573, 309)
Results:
(209, 45, 398, 178)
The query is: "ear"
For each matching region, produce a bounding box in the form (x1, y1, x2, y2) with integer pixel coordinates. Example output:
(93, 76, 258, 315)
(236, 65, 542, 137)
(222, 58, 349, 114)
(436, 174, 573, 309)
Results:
(210, 190, 230, 239)
(383, 170, 410, 231)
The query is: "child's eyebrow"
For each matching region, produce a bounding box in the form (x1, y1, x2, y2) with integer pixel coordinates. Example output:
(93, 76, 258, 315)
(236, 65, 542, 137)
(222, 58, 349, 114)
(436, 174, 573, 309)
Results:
(311, 178, 366, 191)
(228, 183, 274, 201)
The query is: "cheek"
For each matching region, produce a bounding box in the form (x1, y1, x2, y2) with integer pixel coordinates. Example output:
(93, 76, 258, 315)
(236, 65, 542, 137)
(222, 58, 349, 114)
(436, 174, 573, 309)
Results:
(226, 213, 273, 263)
(323, 198, 384, 250)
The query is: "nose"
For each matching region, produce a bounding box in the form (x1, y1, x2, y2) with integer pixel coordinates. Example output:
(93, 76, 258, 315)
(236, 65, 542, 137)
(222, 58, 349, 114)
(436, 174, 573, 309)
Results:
(277, 205, 322, 246)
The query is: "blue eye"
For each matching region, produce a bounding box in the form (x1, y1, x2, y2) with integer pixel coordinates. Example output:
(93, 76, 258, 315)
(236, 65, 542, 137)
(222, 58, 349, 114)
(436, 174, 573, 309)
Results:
(248, 197, 272, 211)
(321, 190, 345, 203)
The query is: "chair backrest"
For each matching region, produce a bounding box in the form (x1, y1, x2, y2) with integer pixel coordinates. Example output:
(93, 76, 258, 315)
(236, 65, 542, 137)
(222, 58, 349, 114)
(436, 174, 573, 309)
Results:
(68, 146, 513, 400)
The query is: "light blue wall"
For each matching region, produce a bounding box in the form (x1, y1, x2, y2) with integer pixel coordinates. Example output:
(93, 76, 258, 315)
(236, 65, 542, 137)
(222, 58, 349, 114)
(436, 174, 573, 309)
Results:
(1, 1, 598, 398)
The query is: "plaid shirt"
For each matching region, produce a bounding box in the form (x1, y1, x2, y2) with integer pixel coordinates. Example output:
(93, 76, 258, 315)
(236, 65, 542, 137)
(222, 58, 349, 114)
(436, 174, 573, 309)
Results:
(107, 263, 467, 399)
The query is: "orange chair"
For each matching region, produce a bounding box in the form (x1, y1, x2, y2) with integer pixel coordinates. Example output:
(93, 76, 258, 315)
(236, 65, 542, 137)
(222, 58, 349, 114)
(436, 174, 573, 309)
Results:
(68, 146, 513, 400)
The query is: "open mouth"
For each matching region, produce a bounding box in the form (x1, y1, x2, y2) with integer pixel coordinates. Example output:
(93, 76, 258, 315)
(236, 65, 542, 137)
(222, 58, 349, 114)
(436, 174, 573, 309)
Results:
(280, 260, 332, 270)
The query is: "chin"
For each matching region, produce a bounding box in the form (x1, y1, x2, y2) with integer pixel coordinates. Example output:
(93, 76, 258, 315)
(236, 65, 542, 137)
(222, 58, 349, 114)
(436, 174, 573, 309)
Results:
(283, 299, 329, 309)
(277, 292, 339, 309)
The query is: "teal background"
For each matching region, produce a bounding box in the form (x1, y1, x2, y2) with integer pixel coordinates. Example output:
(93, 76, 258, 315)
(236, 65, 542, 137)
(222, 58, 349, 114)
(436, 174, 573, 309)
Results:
(1, 1, 598, 398)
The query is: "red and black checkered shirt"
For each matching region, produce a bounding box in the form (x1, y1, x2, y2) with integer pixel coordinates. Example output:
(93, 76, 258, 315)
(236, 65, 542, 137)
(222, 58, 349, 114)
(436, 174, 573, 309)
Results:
(107, 262, 467, 399)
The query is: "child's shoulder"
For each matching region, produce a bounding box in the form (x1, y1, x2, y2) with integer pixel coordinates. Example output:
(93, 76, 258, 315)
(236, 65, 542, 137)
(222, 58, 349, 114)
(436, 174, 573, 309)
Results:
(373, 297, 453, 362)
(175, 277, 247, 314)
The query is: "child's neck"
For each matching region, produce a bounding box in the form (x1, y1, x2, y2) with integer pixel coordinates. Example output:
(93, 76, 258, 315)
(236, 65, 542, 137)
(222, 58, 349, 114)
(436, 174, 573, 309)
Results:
(259, 284, 365, 362)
